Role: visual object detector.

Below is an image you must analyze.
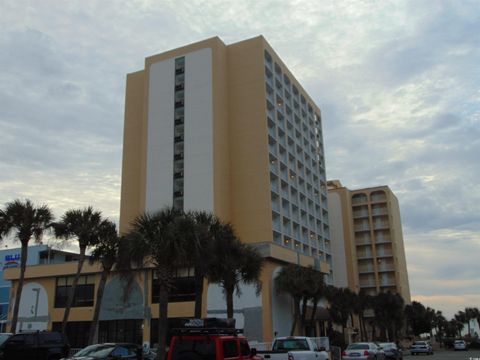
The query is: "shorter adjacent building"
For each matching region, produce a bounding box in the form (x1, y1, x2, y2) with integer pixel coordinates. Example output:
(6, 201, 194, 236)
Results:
(327, 180, 411, 303)
(4, 250, 328, 349)
(0, 245, 80, 332)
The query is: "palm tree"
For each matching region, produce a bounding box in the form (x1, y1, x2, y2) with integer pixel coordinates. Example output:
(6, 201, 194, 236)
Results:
(54, 206, 108, 335)
(186, 211, 218, 318)
(326, 286, 355, 344)
(454, 310, 467, 336)
(0, 199, 53, 333)
(275, 264, 308, 335)
(207, 223, 263, 319)
(127, 207, 196, 359)
(372, 292, 404, 341)
(465, 307, 477, 336)
(87, 220, 119, 344)
(353, 290, 372, 341)
(306, 267, 326, 333)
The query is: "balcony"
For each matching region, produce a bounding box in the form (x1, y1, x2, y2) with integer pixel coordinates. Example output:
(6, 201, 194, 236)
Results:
(373, 222, 389, 230)
(353, 211, 369, 218)
(377, 265, 395, 272)
(358, 266, 375, 274)
(354, 225, 370, 232)
(175, 84, 184, 91)
(357, 252, 373, 259)
(359, 281, 376, 288)
(376, 251, 393, 257)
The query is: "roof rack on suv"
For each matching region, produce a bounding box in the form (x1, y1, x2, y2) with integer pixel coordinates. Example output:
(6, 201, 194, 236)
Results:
(170, 318, 242, 336)
(171, 327, 242, 336)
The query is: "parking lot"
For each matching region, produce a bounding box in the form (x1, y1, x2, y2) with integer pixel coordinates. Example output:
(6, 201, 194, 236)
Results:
(403, 349, 480, 359)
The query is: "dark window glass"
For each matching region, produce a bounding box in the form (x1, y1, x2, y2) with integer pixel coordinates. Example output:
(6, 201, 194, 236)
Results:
(39, 332, 63, 344)
(171, 339, 216, 360)
(98, 319, 143, 345)
(55, 276, 94, 308)
(52, 321, 88, 348)
(240, 340, 250, 356)
(8, 334, 35, 346)
(152, 270, 196, 303)
(223, 340, 238, 358)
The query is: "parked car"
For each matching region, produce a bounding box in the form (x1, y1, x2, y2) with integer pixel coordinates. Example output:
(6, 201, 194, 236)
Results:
(1, 331, 69, 360)
(410, 341, 433, 355)
(342, 342, 385, 360)
(453, 339, 468, 351)
(0, 334, 12, 347)
(0, 333, 13, 359)
(61, 343, 142, 359)
(257, 336, 329, 360)
(167, 318, 261, 360)
(378, 343, 402, 360)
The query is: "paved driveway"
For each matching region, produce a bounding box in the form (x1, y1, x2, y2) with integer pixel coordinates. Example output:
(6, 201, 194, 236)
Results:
(403, 349, 480, 360)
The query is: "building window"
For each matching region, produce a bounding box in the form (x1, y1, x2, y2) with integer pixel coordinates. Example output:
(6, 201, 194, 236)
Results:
(54, 275, 94, 308)
(99, 319, 143, 345)
(152, 268, 195, 303)
(173, 56, 186, 210)
(52, 321, 90, 348)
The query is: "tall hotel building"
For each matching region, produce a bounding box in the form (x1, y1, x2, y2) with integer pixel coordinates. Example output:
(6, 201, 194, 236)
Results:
(327, 180, 411, 303)
(120, 36, 331, 341)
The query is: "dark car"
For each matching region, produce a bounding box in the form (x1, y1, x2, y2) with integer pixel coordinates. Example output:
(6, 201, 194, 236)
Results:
(1, 331, 69, 360)
(61, 343, 142, 360)
(379, 342, 403, 360)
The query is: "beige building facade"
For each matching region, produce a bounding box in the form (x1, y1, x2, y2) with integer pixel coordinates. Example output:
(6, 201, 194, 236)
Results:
(119, 36, 331, 342)
(327, 180, 411, 303)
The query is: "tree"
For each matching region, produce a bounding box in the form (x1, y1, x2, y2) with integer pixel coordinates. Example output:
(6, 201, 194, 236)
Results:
(127, 207, 197, 359)
(87, 220, 119, 344)
(352, 290, 372, 341)
(372, 292, 404, 341)
(54, 206, 108, 335)
(207, 223, 263, 319)
(404, 301, 433, 337)
(0, 199, 53, 333)
(275, 264, 309, 335)
(304, 267, 326, 332)
(326, 286, 355, 343)
(465, 307, 478, 336)
(454, 310, 467, 336)
(186, 211, 218, 318)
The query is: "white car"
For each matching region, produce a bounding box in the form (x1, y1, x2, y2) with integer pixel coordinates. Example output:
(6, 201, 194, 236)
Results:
(410, 341, 433, 355)
(453, 340, 467, 351)
(342, 342, 385, 360)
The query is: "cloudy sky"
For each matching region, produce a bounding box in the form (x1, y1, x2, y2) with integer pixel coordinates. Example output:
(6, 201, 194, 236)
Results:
(1, 0, 479, 319)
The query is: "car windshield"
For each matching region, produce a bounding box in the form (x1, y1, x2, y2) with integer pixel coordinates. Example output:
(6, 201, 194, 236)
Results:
(0, 334, 12, 346)
(379, 343, 395, 349)
(347, 344, 369, 350)
(75, 344, 115, 357)
(273, 339, 309, 350)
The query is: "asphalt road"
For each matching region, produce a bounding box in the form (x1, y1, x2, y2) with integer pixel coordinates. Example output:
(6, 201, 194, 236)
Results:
(403, 349, 480, 360)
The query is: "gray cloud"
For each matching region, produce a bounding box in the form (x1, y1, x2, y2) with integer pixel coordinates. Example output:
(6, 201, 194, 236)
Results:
(0, 0, 479, 318)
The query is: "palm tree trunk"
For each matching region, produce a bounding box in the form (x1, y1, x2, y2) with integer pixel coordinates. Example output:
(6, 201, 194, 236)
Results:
(157, 280, 169, 360)
(226, 283, 234, 319)
(10, 242, 28, 333)
(300, 296, 308, 335)
(290, 297, 300, 336)
(61, 246, 86, 335)
(88, 268, 109, 344)
(193, 269, 204, 318)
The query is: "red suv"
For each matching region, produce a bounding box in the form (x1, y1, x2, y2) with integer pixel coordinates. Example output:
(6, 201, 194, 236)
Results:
(167, 318, 261, 360)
